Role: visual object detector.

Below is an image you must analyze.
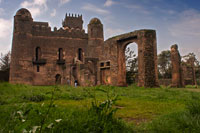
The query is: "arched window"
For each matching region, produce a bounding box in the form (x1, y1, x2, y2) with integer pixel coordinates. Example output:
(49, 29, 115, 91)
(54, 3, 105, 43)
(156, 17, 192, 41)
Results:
(78, 48, 83, 61)
(58, 48, 63, 60)
(36, 47, 41, 61)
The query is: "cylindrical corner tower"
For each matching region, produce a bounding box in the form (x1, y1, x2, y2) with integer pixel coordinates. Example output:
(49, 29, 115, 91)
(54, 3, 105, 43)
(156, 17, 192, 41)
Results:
(10, 8, 33, 84)
(87, 18, 104, 57)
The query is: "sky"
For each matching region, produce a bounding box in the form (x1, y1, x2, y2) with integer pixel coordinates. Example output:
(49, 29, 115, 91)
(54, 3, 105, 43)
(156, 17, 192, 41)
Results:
(0, 0, 200, 59)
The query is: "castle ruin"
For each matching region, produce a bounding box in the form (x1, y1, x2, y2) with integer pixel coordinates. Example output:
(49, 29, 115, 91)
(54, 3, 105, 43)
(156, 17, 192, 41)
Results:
(10, 8, 158, 87)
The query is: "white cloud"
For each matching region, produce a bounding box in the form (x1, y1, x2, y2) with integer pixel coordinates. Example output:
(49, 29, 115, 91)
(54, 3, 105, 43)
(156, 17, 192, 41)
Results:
(105, 28, 124, 39)
(20, 0, 47, 18)
(0, 18, 12, 39)
(0, 18, 12, 54)
(82, 3, 109, 15)
(59, 0, 70, 6)
(50, 9, 56, 17)
(168, 9, 200, 60)
(104, 0, 115, 7)
(169, 9, 200, 37)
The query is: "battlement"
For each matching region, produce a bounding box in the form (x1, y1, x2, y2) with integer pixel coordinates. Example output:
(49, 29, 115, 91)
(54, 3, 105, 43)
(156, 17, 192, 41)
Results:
(32, 23, 87, 39)
(62, 13, 83, 29)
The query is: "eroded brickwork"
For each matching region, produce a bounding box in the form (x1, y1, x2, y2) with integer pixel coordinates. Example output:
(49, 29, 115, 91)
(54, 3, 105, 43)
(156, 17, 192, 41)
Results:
(170, 44, 184, 87)
(182, 57, 197, 85)
(10, 8, 158, 87)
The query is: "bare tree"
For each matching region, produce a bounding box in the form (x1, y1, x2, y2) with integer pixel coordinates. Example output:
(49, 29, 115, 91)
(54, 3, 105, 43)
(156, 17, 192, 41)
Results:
(0, 51, 11, 71)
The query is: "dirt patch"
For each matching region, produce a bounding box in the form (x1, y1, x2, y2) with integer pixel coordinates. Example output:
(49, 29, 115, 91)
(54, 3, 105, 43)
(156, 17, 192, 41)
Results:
(122, 117, 151, 125)
(186, 88, 200, 92)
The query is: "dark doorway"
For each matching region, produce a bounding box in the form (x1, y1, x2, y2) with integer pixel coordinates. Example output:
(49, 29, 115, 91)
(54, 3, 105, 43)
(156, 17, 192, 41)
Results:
(55, 74, 61, 84)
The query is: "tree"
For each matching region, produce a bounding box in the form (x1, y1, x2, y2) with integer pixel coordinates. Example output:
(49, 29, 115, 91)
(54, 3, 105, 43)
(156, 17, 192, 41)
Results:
(157, 50, 171, 79)
(182, 53, 200, 80)
(125, 47, 138, 84)
(0, 51, 11, 71)
(182, 53, 199, 66)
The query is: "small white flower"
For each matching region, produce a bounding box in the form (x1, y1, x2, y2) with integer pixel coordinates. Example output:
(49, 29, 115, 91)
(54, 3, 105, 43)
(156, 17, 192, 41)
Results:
(47, 123, 54, 128)
(32, 126, 40, 133)
(22, 119, 26, 122)
(17, 111, 22, 115)
(17, 111, 23, 118)
(22, 129, 27, 133)
(55, 119, 62, 123)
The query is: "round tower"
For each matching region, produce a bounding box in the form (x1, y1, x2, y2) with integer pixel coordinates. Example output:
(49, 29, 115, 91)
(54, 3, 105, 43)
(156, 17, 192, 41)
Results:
(10, 8, 33, 84)
(87, 18, 104, 58)
(88, 18, 103, 39)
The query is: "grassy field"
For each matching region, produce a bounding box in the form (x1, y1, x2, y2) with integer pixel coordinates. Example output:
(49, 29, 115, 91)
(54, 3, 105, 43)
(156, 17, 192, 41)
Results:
(0, 82, 200, 132)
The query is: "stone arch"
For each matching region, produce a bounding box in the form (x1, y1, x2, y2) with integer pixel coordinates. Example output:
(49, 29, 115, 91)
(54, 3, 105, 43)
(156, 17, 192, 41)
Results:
(107, 30, 158, 87)
(55, 74, 61, 84)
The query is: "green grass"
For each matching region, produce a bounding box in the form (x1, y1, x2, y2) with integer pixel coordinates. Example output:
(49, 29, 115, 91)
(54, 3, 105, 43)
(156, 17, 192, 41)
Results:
(0, 82, 200, 132)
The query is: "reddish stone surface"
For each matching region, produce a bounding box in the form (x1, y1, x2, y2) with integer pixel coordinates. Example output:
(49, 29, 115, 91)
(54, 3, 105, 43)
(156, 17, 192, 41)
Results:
(170, 44, 184, 87)
(182, 57, 197, 86)
(10, 8, 158, 87)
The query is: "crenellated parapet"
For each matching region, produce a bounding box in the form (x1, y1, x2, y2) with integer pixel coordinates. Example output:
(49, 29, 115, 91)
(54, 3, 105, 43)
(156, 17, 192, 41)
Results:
(62, 13, 83, 29)
(32, 22, 87, 38)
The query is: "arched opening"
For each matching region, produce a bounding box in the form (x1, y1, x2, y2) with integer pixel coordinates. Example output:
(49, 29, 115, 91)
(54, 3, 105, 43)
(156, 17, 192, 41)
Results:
(117, 40, 140, 87)
(36, 47, 41, 61)
(58, 48, 63, 60)
(55, 74, 61, 84)
(125, 43, 138, 85)
(78, 48, 83, 61)
(114, 30, 158, 87)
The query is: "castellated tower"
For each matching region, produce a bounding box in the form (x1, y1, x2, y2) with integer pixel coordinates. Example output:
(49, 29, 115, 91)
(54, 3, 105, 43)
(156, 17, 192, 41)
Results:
(87, 18, 104, 57)
(10, 8, 34, 84)
(62, 13, 83, 29)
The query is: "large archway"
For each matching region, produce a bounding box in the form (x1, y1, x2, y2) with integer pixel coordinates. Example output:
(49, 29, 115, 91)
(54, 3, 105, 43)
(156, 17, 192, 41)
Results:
(112, 30, 158, 87)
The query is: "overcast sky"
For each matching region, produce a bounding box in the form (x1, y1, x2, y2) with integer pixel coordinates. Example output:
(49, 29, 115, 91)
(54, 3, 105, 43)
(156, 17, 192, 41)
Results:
(0, 0, 200, 59)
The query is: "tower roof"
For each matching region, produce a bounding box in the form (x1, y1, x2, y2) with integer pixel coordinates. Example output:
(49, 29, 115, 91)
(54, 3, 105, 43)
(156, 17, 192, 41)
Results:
(89, 18, 102, 25)
(16, 8, 32, 18)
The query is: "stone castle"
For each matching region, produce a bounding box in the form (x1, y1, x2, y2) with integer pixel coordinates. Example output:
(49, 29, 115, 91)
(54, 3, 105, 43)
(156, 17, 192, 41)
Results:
(10, 8, 158, 87)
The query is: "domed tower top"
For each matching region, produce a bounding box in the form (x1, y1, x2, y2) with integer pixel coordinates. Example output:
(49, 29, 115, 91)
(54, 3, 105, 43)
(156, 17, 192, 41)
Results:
(88, 17, 103, 39)
(89, 18, 102, 25)
(16, 8, 32, 19)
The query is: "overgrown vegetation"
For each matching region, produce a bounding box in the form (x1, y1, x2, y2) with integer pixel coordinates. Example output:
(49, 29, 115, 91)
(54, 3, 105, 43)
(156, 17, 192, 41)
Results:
(0, 82, 200, 132)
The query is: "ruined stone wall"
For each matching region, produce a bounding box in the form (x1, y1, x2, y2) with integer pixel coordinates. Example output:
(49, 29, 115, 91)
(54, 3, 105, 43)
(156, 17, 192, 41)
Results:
(182, 57, 197, 86)
(31, 36, 88, 85)
(102, 30, 158, 87)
